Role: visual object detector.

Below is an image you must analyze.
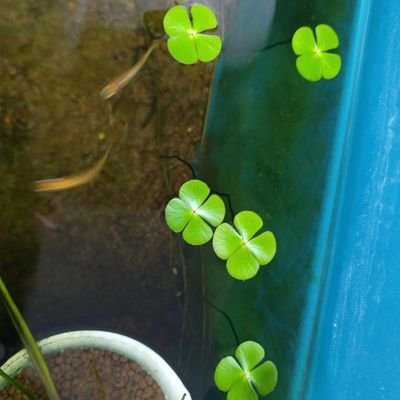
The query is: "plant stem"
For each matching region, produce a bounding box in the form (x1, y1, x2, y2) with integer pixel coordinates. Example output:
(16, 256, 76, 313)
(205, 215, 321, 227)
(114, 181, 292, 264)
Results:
(160, 155, 197, 179)
(204, 298, 240, 347)
(0, 368, 38, 400)
(0, 277, 61, 400)
(212, 191, 234, 222)
(261, 38, 292, 52)
(176, 237, 190, 370)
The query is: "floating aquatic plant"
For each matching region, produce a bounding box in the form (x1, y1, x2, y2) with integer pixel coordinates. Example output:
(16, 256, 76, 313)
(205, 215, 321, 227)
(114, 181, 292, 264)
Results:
(214, 341, 278, 400)
(292, 24, 341, 82)
(165, 179, 225, 245)
(212, 211, 276, 280)
(163, 4, 222, 64)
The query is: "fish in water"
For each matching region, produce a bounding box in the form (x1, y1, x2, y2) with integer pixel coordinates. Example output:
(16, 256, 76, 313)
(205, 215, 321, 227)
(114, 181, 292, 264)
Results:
(33, 146, 112, 192)
(100, 40, 160, 100)
(34, 212, 63, 230)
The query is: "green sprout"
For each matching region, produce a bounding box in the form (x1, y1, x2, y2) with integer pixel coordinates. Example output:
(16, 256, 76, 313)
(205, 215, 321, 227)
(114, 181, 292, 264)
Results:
(0, 277, 60, 400)
(292, 24, 341, 82)
(163, 4, 222, 64)
(165, 179, 225, 245)
(212, 211, 276, 280)
(215, 341, 278, 400)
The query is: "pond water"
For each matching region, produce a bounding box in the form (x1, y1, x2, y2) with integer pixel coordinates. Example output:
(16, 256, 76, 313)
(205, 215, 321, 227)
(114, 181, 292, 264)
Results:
(0, 0, 362, 399)
(0, 0, 212, 393)
(196, 1, 355, 399)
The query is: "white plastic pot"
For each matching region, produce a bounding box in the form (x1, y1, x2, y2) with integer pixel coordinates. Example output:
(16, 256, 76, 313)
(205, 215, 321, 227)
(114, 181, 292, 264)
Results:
(0, 330, 191, 400)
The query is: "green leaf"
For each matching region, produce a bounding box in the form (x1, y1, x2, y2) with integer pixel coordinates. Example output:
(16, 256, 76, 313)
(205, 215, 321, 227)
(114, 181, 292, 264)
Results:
(292, 26, 316, 55)
(0, 278, 61, 400)
(191, 4, 218, 32)
(228, 377, 258, 400)
(296, 54, 322, 82)
(234, 211, 263, 241)
(179, 179, 210, 210)
(0, 369, 38, 400)
(235, 341, 265, 372)
(214, 341, 278, 400)
(165, 198, 193, 232)
(163, 5, 192, 36)
(227, 246, 259, 281)
(183, 213, 213, 245)
(195, 34, 222, 62)
(163, 4, 222, 64)
(165, 179, 226, 245)
(249, 361, 278, 396)
(214, 356, 243, 392)
(246, 231, 277, 266)
(167, 35, 198, 65)
(316, 24, 339, 51)
(320, 53, 342, 79)
(197, 194, 225, 227)
(293, 24, 341, 82)
(213, 211, 276, 280)
(213, 223, 243, 260)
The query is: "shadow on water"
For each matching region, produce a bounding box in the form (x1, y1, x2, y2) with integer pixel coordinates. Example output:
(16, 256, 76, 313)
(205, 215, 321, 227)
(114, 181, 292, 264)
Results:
(0, 89, 39, 353)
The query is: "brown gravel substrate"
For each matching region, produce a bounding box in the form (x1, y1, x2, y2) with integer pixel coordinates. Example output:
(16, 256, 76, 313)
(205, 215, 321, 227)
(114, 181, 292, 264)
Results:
(0, 0, 213, 378)
(0, 348, 165, 400)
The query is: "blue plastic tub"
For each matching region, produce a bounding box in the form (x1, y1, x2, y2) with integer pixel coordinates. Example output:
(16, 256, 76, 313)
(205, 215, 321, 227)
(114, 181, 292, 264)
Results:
(196, 0, 400, 398)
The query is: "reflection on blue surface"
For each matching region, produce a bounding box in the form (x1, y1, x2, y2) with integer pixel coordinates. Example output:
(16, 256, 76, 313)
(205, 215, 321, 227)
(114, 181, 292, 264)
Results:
(199, 1, 354, 399)
(304, 0, 400, 398)
(201, 0, 400, 398)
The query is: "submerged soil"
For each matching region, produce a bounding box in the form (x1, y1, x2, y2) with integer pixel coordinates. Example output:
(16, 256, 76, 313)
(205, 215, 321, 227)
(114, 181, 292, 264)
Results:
(0, 348, 165, 399)
(0, 0, 213, 381)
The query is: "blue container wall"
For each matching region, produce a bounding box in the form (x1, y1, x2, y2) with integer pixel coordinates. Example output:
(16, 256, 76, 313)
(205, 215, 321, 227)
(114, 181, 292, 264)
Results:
(197, 1, 355, 399)
(197, 0, 400, 398)
(304, 0, 400, 398)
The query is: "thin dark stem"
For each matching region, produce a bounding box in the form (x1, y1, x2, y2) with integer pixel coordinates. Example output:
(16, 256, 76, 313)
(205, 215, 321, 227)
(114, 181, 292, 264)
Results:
(261, 38, 292, 52)
(212, 191, 235, 221)
(160, 155, 197, 179)
(204, 298, 240, 347)
(176, 237, 190, 370)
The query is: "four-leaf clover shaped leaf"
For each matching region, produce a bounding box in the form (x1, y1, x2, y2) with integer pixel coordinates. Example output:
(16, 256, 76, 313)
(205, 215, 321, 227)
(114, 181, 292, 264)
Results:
(165, 179, 225, 245)
(212, 211, 276, 280)
(163, 4, 222, 65)
(215, 341, 278, 400)
(292, 24, 341, 82)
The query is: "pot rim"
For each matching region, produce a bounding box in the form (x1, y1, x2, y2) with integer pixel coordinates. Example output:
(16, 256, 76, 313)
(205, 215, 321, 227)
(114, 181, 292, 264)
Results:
(0, 330, 190, 400)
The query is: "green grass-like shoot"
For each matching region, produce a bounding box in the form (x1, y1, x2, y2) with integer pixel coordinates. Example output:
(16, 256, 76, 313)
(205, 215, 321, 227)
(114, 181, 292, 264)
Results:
(214, 341, 278, 400)
(163, 4, 222, 64)
(0, 368, 38, 400)
(292, 24, 342, 81)
(0, 277, 61, 400)
(212, 211, 276, 280)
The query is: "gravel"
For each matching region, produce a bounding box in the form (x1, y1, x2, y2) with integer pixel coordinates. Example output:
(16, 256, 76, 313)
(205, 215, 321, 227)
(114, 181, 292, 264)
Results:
(0, 348, 165, 399)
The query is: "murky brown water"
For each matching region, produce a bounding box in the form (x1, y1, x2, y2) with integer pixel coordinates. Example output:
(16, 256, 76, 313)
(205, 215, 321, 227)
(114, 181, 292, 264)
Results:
(0, 0, 213, 390)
